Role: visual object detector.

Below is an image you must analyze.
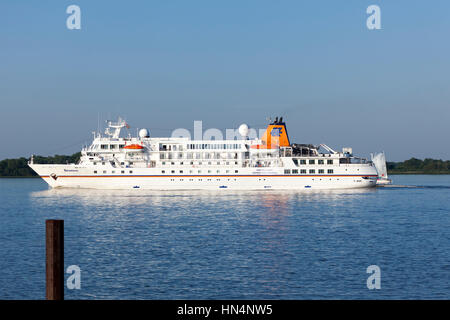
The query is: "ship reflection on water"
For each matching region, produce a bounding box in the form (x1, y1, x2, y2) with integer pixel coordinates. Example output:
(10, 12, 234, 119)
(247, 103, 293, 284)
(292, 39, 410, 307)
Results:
(30, 187, 376, 209)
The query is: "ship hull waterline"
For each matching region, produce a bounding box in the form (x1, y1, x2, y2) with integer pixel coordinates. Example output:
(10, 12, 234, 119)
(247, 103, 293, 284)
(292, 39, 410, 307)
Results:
(31, 166, 377, 190)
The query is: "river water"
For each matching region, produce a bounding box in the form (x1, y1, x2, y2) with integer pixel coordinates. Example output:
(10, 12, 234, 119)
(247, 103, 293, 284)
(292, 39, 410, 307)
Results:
(0, 175, 448, 299)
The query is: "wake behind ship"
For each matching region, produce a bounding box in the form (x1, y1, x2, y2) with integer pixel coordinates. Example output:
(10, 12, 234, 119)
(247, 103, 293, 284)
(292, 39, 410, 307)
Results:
(29, 117, 378, 190)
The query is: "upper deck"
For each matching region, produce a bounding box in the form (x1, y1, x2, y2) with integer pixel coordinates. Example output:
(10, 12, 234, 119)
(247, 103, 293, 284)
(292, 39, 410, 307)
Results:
(74, 117, 372, 171)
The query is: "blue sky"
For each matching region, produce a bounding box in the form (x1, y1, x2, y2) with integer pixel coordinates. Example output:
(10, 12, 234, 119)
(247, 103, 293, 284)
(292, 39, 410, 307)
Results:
(1, 0, 449, 161)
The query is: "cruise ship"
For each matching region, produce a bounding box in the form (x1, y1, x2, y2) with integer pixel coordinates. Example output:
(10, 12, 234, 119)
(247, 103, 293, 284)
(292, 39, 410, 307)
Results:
(29, 117, 378, 190)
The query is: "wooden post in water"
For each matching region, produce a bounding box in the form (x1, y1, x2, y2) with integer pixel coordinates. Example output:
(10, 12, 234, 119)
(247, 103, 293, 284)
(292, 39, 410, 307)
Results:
(46, 219, 64, 300)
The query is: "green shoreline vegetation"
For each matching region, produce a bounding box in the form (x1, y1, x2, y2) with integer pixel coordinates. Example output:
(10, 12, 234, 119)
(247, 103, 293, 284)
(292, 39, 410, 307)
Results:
(0, 154, 449, 177)
(387, 158, 450, 175)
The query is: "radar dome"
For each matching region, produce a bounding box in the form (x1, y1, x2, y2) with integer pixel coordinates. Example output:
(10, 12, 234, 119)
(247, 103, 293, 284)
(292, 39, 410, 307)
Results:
(139, 128, 150, 139)
(238, 124, 249, 137)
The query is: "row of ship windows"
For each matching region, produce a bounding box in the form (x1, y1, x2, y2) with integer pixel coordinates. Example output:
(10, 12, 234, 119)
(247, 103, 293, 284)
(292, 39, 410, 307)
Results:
(187, 144, 242, 150)
(159, 144, 243, 151)
(162, 170, 240, 174)
(294, 159, 334, 165)
(92, 170, 240, 174)
(92, 161, 240, 166)
(97, 144, 125, 150)
(91, 169, 333, 175)
(94, 162, 133, 166)
(162, 161, 239, 166)
(96, 144, 241, 151)
(94, 170, 134, 174)
(160, 153, 239, 159)
(166, 178, 342, 182)
(285, 169, 334, 174)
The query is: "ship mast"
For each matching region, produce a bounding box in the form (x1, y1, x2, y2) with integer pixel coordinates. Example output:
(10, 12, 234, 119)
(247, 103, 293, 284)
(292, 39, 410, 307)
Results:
(104, 117, 129, 139)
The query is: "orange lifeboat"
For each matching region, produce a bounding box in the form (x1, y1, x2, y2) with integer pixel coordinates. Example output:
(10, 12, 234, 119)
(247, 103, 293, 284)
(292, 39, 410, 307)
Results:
(123, 144, 145, 151)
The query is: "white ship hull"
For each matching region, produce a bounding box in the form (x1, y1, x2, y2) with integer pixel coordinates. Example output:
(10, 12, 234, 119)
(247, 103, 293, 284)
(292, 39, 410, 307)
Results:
(30, 164, 377, 190)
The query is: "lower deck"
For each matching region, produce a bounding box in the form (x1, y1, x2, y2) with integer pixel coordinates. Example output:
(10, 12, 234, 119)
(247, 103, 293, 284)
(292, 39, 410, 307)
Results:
(39, 174, 377, 190)
(30, 163, 378, 190)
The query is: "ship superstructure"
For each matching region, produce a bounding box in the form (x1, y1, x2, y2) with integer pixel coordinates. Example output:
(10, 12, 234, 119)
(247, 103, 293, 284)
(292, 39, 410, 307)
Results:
(29, 117, 378, 190)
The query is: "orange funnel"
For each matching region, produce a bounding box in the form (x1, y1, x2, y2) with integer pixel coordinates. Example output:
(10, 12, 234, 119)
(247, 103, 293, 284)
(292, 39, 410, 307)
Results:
(252, 118, 291, 149)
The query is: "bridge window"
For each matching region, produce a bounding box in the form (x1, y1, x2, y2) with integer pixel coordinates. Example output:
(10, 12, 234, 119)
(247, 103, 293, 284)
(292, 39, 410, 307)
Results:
(300, 159, 306, 165)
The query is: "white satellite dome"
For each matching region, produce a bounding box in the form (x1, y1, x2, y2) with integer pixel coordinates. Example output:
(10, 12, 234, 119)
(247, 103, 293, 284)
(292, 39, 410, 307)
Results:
(139, 128, 150, 139)
(238, 123, 249, 137)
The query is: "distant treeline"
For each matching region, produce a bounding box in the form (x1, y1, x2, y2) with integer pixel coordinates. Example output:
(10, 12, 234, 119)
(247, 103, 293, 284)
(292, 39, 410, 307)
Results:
(0, 154, 449, 177)
(0, 153, 81, 177)
(387, 158, 450, 174)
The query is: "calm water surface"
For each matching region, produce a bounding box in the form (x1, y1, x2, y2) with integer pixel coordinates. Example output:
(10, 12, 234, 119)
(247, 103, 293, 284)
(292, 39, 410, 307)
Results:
(0, 175, 449, 299)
